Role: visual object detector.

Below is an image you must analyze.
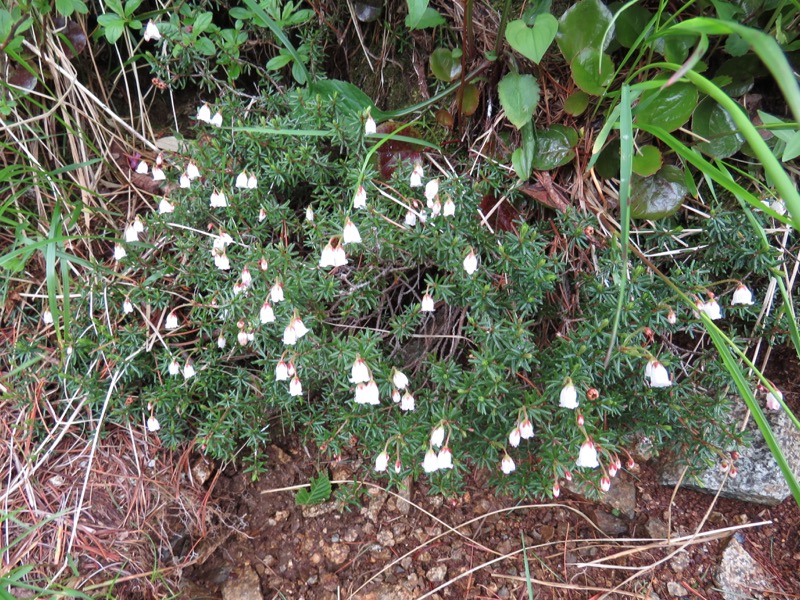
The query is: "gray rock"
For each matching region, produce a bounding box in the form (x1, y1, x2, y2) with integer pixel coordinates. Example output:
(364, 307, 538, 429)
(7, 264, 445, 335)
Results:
(715, 537, 774, 600)
(565, 474, 636, 519)
(645, 516, 669, 539)
(666, 581, 688, 597)
(425, 564, 448, 583)
(660, 400, 800, 505)
(221, 564, 263, 600)
(592, 510, 628, 536)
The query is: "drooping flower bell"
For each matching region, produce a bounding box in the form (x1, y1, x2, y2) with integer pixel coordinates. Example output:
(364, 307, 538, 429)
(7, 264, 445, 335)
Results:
(501, 454, 516, 474)
(270, 280, 284, 303)
(179, 173, 191, 189)
(374, 451, 389, 472)
(508, 427, 521, 448)
(182, 362, 196, 379)
(422, 449, 439, 473)
(158, 198, 175, 214)
(667, 308, 677, 325)
(392, 369, 409, 390)
(209, 111, 223, 127)
(430, 426, 445, 448)
(275, 360, 290, 381)
(421, 292, 435, 312)
(319, 238, 347, 268)
(702, 298, 723, 320)
(646, 359, 672, 388)
(235, 171, 249, 189)
(165, 311, 179, 330)
(186, 161, 201, 180)
(424, 179, 439, 205)
(576, 440, 600, 469)
(143, 20, 161, 41)
(600, 476, 611, 492)
(289, 376, 303, 397)
(168, 358, 180, 376)
(342, 218, 362, 244)
(559, 378, 579, 409)
(210, 190, 228, 208)
(147, 415, 161, 432)
(400, 391, 415, 411)
(766, 388, 783, 411)
(113, 243, 127, 261)
(123, 298, 134, 314)
(519, 418, 534, 439)
(409, 162, 423, 188)
(364, 110, 377, 135)
(463, 249, 478, 275)
(260, 301, 275, 324)
(350, 356, 371, 384)
(436, 447, 453, 470)
(443, 197, 456, 217)
(353, 185, 367, 209)
(731, 283, 754, 306)
(136, 159, 149, 174)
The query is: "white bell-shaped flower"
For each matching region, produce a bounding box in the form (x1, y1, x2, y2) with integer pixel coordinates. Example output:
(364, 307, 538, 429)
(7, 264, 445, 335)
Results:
(422, 449, 439, 473)
(519, 419, 534, 439)
(235, 171, 249, 188)
(430, 426, 445, 448)
(165, 311, 179, 330)
(421, 292, 435, 312)
(392, 369, 409, 390)
(436, 447, 453, 470)
(400, 391, 415, 411)
(576, 440, 600, 468)
(731, 284, 754, 306)
(353, 185, 367, 209)
(158, 198, 175, 214)
(501, 455, 516, 474)
(342, 219, 362, 244)
(350, 356, 371, 384)
(210, 190, 228, 208)
(136, 160, 149, 174)
(196, 104, 212, 123)
(559, 378, 579, 409)
(146, 415, 161, 432)
(424, 179, 439, 204)
(270, 281, 284, 303)
(289, 376, 303, 396)
(143, 20, 161, 41)
(152, 167, 166, 181)
(210, 111, 223, 127)
(508, 427, 521, 448)
(463, 249, 478, 275)
(409, 162, 423, 187)
(374, 451, 389, 472)
(114, 243, 127, 261)
(260, 301, 275, 324)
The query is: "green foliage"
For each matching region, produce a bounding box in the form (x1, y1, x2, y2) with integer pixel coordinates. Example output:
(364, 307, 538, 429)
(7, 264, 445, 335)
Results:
(505, 16, 558, 64)
(405, 0, 445, 30)
(295, 472, 332, 505)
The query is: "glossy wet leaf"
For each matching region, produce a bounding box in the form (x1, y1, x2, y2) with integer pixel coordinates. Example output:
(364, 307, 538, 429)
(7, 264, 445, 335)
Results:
(570, 48, 614, 95)
(505, 15, 558, 64)
(693, 96, 745, 158)
(460, 82, 479, 116)
(498, 73, 540, 129)
(557, 0, 614, 63)
(632, 145, 662, 176)
(630, 165, 688, 219)
(564, 90, 589, 116)
(614, 2, 651, 48)
(532, 125, 578, 170)
(295, 472, 332, 505)
(635, 82, 697, 132)
(429, 47, 462, 82)
(653, 34, 697, 63)
(715, 55, 760, 97)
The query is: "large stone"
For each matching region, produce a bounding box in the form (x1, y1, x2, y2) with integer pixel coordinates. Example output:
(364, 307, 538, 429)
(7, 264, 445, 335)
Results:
(715, 537, 774, 600)
(221, 564, 263, 600)
(659, 400, 800, 505)
(566, 474, 637, 519)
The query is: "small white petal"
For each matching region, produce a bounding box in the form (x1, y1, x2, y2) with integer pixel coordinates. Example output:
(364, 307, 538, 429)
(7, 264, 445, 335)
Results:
(196, 104, 212, 123)
(501, 455, 516, 474)
(146, 415, 161, 432)
(136, 160, 149, 174)
(235, 172, 249, 188)
(143, 20, 161, 41)
(151, 167, 166, 181)
(158, 198, 175, 214)
(114, 243, 127, 261)
(210, 111, 223, 127)
(463, 250, 478, 275)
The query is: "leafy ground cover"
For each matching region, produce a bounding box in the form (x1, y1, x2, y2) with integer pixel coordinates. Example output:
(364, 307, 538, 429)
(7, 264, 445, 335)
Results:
(1, 0, 799, 596)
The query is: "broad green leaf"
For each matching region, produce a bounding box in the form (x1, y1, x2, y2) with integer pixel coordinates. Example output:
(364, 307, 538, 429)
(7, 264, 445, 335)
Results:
(630, 165, 687, 219)
(55, 0, 88, 16)
(193, 12, 214, 35)
(505, 15, 558, 64)
(512, 122, 536, 181)
(653, 34, 697, 63)
(429, 47, 462, 82)
(532, 124, 578, 170)
(522, 0, 553, 24)
(564, 90, 589, 115)
(632, 144, 662, 176)
(266, 53, 292, 70)
(123, 0, 141, 17)
(291, 59, 307, 85)
(460, 82, 479, 116)
(105, 0, 124, 17)
(295, 472, 332, 505)
(498, 73, 540, 129)
(613, 2, 651, 48)
(782, 132, 800, 162)
(556, 0, 614, 63)
(634, 82, 697, 132)
(405, 0, 444, 29)
(715, 55, 760, 96)
(194, 36, 216, 56)
(693, 96, 744, 158)
(0, 10, 14, 44)
(570, 48, 614, 95)
(229, 7, 251, 20)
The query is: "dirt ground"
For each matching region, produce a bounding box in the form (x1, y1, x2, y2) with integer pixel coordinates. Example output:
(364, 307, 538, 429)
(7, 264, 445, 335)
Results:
(169, 350, 800, 600)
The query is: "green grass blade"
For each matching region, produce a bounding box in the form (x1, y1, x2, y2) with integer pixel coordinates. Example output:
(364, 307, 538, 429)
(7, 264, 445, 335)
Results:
(520, 532, 534, 600)
(604, 84, 633, 365)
